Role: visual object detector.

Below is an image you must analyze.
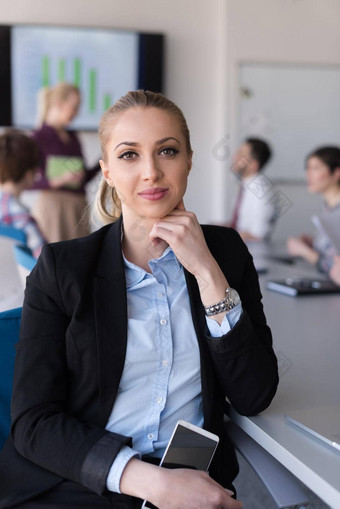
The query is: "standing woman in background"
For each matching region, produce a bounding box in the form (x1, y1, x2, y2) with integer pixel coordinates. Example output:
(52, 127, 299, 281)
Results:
(287, 146, 340, 274)
(31, 82, 99, 242)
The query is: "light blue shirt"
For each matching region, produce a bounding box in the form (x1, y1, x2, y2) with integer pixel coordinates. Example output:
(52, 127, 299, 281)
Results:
(106, 246, 242, 493)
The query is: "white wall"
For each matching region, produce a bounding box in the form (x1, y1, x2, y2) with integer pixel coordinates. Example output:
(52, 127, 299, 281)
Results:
(227, 0, 340, 239)
(0, 0, 229, 223)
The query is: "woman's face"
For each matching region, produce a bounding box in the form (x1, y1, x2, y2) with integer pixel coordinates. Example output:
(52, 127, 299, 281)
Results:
(57, 92, 80, 126)
(100, 107, 192, 224)
(305, 156, 339, 194)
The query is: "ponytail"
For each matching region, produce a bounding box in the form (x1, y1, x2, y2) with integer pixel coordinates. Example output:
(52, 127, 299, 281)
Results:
(36, 87, 52, 126)
(92, 177, 122, 225)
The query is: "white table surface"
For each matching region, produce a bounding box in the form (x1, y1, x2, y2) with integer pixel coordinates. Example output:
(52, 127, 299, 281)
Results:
(227, 257, 340, 509)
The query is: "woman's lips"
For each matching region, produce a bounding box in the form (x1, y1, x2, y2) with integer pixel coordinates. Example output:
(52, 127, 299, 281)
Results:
(138, 188, 169, 201)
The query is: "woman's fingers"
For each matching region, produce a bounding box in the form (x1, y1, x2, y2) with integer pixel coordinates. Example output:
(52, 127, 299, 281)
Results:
(153, 469, 242, 509)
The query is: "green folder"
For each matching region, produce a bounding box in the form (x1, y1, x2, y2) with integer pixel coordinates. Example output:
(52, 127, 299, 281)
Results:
(46, 156, 84, 189)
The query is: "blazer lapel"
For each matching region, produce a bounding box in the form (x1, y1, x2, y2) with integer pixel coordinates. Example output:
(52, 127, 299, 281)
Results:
(93, 217, 128, 426)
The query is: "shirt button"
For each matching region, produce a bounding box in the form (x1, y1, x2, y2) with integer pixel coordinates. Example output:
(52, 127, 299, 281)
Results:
(162, 360, 168, 367)
(157, 397, 163, 404)
(147, 433, 154, 440)
(160, 318, 167, 326)
(157, 293, 164, 299)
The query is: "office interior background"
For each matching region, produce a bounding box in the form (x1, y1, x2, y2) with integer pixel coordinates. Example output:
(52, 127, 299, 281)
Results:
(1, 2, 339, 508)
(2, 0, 340, 239)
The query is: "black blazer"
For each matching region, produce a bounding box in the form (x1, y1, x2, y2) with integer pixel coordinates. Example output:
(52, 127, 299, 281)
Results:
(0, 218, 278, 507)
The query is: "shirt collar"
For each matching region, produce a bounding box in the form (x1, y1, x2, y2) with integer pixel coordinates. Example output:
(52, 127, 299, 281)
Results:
(123, 246, 181, 288)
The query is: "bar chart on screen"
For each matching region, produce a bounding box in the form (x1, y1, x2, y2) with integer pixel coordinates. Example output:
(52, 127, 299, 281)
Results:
(11, 26, 139, 130)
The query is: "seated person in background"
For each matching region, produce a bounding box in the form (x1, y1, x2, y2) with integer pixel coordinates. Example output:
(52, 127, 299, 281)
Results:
(31, 82, 99, 243)
(0, 91, 278, 509)
(0, 130, 46, 258)
(330, 255, 340, 285)
(230, 138, 275, 242)
(287, 146, 340, 274)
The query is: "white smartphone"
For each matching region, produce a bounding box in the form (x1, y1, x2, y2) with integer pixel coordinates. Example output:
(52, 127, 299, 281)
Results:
(141, 420, 219, 509)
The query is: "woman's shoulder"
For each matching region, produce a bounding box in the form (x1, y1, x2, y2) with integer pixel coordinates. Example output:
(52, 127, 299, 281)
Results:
(47, 223, 112, 258)
(201, 223, 245, 247)
(34, 224, 114, 278)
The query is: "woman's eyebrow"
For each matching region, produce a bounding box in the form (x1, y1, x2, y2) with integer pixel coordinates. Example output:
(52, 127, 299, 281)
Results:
(114, 141, 139, 151)
(156, 137, 181, 145)
(114, 137, 181, 151)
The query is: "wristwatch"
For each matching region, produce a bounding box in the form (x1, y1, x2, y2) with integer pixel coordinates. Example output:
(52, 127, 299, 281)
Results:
(204, 287, 241, 316)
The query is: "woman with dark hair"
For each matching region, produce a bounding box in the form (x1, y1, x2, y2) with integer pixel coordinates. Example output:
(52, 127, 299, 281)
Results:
(0, 129, 45, 257)
(0, 90, 278, 508)
(287, 146, 340, 274)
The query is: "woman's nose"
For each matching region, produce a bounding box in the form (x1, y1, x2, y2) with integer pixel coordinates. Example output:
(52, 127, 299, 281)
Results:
(142, 157, 162, 181)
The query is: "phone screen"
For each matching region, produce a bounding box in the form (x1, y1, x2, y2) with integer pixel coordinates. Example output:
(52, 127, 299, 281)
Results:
(160, 423, 218, 471)
(142, 422, 219, 509)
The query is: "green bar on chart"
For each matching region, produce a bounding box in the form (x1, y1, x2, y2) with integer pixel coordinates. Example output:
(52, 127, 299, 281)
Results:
(103, 93, 112, 111)
(42, 56, 50, 87)
(58, 59, 66, 82)
(73, 58, 81, 88)
(89, 69, 96, 112)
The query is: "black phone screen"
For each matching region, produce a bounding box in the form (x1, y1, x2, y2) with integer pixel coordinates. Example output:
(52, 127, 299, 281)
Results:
(142, 423, 219, 509)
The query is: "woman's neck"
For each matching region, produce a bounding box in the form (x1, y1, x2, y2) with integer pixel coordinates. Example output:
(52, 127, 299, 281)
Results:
(44, 118, 70, 143)
(122, 216, 168, 272)
(0, 181, 23, 198)
(323, 185, 340, 208)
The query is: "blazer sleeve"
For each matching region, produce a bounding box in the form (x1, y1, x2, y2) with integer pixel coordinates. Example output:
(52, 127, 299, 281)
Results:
(10, 244, 131, 495)
(204, 228, 279, 416)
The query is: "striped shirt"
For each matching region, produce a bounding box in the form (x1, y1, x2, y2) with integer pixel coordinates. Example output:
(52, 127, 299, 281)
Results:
(0, 190, 46, 258)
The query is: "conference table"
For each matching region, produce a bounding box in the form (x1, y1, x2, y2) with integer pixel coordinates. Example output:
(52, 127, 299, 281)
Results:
(226, 249, 340, 509)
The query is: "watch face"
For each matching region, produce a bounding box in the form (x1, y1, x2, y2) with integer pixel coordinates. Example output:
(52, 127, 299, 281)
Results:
(228, 288, 240, 306)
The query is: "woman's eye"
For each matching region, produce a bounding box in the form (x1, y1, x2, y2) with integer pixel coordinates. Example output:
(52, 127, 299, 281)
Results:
(118, 151, 137, 160)
(160, 147, 179, 157)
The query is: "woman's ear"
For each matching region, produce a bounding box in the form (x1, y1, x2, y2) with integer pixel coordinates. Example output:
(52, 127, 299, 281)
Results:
(99, 159, 113, 187)
(335, 166, 340, 184)
(187, 151, 193, 174)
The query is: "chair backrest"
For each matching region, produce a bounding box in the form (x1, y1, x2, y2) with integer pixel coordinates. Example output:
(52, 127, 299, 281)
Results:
(0, 307, 22, 451)
(13, 244, 36, 288)
(0, 227, 26, 312)
(0, 225, 26, 244)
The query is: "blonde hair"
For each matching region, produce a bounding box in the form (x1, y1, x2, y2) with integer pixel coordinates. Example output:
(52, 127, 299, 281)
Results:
(37, 82, 80, 126)
(94, 89, 192, 224)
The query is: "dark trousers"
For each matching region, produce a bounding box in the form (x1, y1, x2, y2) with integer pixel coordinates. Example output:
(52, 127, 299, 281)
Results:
(12, 481, 141, 508)
(12, 473, 236, 508)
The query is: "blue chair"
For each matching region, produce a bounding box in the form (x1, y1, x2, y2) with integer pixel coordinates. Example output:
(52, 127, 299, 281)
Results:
(0, 225, 27, 312)
(0, 307, 21, 451)
(0, 225, 26, 244)
(13, 244, 36, 289)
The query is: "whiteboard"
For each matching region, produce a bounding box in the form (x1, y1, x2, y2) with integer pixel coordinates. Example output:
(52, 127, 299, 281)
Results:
(238, 63, 340, 181)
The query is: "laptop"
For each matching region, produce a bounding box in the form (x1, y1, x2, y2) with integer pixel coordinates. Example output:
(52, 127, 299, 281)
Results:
(285, 405, 340, 452)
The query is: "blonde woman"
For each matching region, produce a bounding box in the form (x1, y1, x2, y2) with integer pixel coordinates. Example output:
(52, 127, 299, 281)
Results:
(31, 83, 99, 242)
(0, 91, 278, 508)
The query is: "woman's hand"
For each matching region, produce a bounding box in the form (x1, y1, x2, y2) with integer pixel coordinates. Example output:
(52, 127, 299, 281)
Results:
(299, 234, 314, 247)
(153, 468, 242, 509)
(120, 458, 242, 509)
(149, 201, 230, 323)
(49, 169, 85, 189)
(286, 236, 319, 265)
(149, 201, 214, 278)
(329, 255, 340, 285)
